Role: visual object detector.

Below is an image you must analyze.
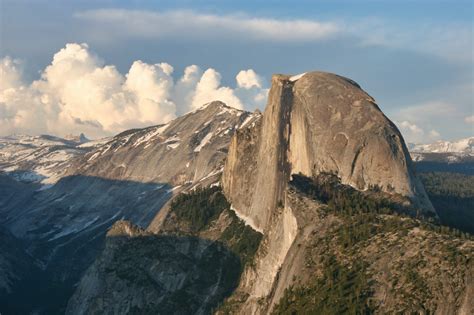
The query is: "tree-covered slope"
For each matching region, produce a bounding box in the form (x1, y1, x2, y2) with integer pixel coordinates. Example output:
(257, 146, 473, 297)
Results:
(419, 172, 474, 234)
(66, 187, 263, 314)
(270, 174, 473, 314)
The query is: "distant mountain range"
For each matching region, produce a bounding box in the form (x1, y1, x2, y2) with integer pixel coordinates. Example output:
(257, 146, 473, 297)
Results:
(408, 137, 473, 155)
(407, 137, 474, 174)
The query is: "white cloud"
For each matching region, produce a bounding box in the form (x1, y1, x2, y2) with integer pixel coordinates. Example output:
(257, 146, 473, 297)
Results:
(397, 120, 424, 142)
(173, 65, 202, 115)
(396, 120, 442, 144)
(0, 43, 268, 138)
(191, 69, 244, 110)
(351, 18, 473, 63)
(234, 70, 268, 111)
(236, 69, 262, 89)
(74, 9, 472, 64)
(399, 121, 424, 135)
(74, 9, 340, 42)
(465, 115, 474, 124)
(124, 60, 176, 123)
(0, 57, 23, 93)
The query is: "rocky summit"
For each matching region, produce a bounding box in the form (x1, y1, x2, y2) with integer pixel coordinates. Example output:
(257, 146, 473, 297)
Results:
(223, 72, 435, 234)
(1, 71, 472, 315)
(220, 71, 450, 314)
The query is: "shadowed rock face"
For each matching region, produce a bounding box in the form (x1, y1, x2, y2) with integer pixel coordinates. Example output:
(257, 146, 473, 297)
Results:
(0, 101, 259, 314)
(66, 221, 241, 315)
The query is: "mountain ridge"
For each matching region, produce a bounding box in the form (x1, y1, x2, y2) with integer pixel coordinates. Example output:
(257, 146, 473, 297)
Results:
(0, 72, 472, 314)
(409, 137, 474, 155)
(0, 101, 260, 314)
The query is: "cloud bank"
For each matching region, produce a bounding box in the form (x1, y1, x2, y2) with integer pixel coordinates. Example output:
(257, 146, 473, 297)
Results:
(0, 43, 268, 138)
(74, 9, 472, 63)
(74, 9, 340, 42)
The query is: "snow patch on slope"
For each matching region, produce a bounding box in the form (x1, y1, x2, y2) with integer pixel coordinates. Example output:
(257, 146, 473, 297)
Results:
(194, 133, 213, 152)
(0, 135, 86, 184)
(289, 72, 307, 82)
(230, 205, 263, 234)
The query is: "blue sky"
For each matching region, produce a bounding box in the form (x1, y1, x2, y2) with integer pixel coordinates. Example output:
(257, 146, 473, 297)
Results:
(1, 0, 472, 142)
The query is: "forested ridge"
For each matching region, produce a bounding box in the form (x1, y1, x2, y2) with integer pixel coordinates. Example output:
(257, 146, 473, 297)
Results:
(419, 172, 474, 234)
(272, 173, 473, 314)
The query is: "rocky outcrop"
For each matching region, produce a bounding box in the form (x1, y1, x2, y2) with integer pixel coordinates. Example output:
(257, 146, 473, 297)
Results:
(269, 181, 474, 314)
(221, 71, 437, 313)
(5, 71, 466, 314)
(223, 72, 435, 231)
(66, 221, 242, 315)
(67, 187, 263, 315)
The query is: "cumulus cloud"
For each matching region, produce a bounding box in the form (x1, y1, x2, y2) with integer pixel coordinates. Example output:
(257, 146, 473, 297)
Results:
(74, 9, 340, 42)
(234, 70, 268, 110)
(0, 43, 268, 138)
(0, 57, 23, 92)
(236, 69, 262, 89)
(187, 68, 268, 112)
(124, 60, 176, 123)
(190, 69, 245, 110)
(173, 65, 202, 115)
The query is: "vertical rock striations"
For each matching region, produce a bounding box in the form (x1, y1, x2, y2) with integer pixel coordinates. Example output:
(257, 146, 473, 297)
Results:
(223, 75, 295, 232)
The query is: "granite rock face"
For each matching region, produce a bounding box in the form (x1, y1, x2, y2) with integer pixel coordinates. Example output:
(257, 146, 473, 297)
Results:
(221, 71, 437, 313)
(223, 72, 435, 232)
(69, 101, 260, 187)
(287, 72, 433, 211)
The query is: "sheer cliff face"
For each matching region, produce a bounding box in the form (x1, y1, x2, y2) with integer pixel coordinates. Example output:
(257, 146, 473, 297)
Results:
(221, 71, 437, 312)
(223, 72, 435, 233)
